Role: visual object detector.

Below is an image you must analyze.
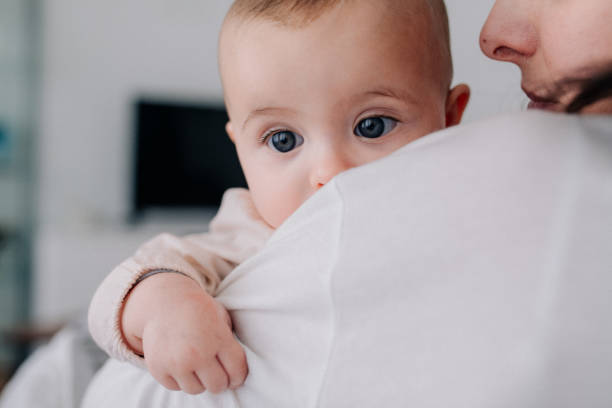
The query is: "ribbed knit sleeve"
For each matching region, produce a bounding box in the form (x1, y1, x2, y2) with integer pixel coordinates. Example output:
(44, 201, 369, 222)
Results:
(87, 188, 274, 367)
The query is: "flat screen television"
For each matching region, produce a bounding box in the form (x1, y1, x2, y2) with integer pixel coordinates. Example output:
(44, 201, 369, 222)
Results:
(132, 100, 247, 217)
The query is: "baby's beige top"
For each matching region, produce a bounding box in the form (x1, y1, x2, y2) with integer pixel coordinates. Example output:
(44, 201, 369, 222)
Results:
(87, 188, 274, 367)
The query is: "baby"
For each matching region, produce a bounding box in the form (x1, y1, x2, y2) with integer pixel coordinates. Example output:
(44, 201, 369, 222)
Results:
(89, 0, 469, 396)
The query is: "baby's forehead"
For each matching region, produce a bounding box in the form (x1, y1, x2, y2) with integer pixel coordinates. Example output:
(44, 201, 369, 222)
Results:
(219, 0, 452, 91)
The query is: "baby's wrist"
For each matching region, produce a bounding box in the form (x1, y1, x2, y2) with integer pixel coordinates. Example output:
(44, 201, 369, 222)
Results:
(133, 268, 191, 288)
(121, 270, 198, 354)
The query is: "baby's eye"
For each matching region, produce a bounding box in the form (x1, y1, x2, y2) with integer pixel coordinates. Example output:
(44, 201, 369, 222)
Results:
(266, 130, 304, 153)
(354, 116, 397, 139)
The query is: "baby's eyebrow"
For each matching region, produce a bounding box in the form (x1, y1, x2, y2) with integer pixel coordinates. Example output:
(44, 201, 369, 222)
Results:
(362, 87, 419, 105)
(242, 106, 296, 131)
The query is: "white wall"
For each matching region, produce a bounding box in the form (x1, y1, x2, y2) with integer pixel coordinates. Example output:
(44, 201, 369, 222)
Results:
(447, 0, 525, 122)
(34, 0, 525, 323)
(38, 0, 234, 227)
(35, 0, 234, 321)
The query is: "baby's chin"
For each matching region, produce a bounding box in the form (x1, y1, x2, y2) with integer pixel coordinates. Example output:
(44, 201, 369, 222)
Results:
(262, 200, 311, 229)
(259, 206, 294, 230)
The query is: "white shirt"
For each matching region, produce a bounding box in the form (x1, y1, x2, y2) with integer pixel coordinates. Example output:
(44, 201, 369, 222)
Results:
(83, 111, 612, 408)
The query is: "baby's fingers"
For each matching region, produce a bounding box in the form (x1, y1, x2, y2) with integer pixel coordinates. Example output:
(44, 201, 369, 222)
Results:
(218, 342, 248, 389)
(158, 375, 181, 391)
(196, 359, 230, 394)
(174, 372, 207, 395)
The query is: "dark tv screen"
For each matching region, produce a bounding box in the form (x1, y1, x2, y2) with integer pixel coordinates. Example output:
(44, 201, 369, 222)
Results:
(133, 100, 247, 215)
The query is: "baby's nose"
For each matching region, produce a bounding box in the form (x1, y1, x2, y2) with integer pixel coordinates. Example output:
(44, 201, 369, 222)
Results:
(310, 151, 353, 189)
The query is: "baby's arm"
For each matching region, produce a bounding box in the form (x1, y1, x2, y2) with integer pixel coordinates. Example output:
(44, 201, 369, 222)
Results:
(88, 188, 274, 394)
(121, 270, 246, 394)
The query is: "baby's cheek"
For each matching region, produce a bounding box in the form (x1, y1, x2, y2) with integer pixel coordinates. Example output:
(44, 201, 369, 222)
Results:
(251, 185, 302, 229)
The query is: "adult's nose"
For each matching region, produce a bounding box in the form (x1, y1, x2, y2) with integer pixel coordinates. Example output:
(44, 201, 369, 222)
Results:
(479, 0, 537, 65)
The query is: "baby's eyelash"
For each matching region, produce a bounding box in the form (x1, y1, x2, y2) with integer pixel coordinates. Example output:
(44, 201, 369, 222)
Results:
(259, 128, 287, 143)
(359, 114, 400, 124)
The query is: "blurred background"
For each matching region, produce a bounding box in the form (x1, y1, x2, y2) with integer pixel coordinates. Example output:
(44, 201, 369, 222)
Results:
(0, 0, 523, 392)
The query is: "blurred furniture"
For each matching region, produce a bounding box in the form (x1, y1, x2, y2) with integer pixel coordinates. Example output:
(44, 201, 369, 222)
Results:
(0, 315, 108, 407)
(0, 0, 38, 388)
(132, 100, 246, 219)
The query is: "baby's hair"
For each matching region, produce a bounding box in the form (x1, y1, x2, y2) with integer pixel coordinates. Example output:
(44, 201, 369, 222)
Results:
(226, 0, 453, 88)
(227, 0, 448, 29)
(227, 0, 339, 26)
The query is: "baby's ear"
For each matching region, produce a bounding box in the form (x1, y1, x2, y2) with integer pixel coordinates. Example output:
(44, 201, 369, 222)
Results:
(225, 121, 235, 143)
(445, 84, 470, 127)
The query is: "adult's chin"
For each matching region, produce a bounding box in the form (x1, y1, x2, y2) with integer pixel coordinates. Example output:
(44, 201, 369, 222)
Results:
(527, 100, 563, 111)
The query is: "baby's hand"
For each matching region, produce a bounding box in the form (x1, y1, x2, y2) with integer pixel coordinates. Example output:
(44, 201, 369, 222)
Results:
(122, 273, 248, 395)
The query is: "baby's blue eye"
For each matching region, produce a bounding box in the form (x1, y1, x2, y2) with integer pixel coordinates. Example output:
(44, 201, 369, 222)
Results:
(354, 116, 397, 139)
(267, 130, 304, 153)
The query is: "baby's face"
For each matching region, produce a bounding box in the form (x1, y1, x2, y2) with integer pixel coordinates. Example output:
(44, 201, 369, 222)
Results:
(220, 2, 464, 228)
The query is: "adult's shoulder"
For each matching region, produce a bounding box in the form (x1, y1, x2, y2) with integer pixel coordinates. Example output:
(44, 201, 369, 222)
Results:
(315, 111, 612, 406)
(413, 110, 611, 147)
(333, 111, 611, 197)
